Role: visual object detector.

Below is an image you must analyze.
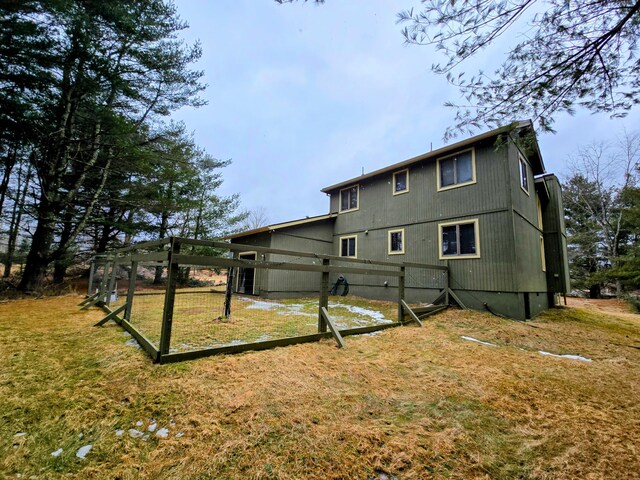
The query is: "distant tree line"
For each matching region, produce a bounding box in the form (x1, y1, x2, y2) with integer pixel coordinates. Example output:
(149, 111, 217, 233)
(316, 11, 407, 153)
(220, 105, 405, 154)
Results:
(0, 1, 244, 292)
(563, 131, 640, 298)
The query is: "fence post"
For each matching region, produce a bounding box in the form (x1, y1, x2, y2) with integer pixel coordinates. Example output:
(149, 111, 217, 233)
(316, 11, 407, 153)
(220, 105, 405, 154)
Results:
(97, 261, 111, 304)
(105, 259, 118, 306)
(159, 238, 180, 356)
(124, 260, 138, 321)
(318, 258, 330, 333)
(87, 260, 95, 297)
(444, 260, 450, 306)
(398, 265, 405, 322)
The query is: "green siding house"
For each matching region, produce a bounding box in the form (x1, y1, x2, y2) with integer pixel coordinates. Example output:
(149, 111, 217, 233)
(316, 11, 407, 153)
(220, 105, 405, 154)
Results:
(228, 121, 570, 320)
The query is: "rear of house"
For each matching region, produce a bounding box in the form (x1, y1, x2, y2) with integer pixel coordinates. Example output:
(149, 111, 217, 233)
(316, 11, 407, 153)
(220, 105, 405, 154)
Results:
(228, 122, 570, 320)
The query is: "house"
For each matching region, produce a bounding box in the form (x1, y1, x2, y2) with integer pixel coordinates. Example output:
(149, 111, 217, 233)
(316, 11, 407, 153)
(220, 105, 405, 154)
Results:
(226, 121, 570, 320)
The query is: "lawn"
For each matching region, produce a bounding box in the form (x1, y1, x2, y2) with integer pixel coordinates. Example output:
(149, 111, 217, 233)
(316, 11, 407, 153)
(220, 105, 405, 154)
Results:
(0, 295, 639, 479)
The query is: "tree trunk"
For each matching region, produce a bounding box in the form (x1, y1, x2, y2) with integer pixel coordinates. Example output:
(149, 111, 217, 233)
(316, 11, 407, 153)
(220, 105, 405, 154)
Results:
(17, 204, 56, 291)
(3, 161, 31, 278)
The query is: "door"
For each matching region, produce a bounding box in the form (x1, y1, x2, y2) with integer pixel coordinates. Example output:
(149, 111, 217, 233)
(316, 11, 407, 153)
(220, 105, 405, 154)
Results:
(237, 252, 257, 294)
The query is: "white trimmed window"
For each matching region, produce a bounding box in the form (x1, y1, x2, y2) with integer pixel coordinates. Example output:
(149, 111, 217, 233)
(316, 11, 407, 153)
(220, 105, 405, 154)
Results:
(439, 219, 480, 259)
(519, 155, 530, 194)
(340, 235, 357, 257)
(388, 229, 405, 255)
(437, 148, 476, 191)
(540, 236, 546, 272)
(393, 169, 409, 195)
(339, 185, 359, 212)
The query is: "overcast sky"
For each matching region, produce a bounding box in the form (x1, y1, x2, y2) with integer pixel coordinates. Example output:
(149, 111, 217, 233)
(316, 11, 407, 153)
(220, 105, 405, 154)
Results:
(172, 0, 640, 225)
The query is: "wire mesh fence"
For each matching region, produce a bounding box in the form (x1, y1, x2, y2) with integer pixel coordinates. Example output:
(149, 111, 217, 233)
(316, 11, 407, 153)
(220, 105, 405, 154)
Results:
(84, 237, 449, 363)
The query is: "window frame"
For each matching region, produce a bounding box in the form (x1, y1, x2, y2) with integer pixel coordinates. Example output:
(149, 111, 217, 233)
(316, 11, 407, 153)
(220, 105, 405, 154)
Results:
(519, 154, 530, 195)
(438, 219, 480, 260)
(436, 147, 476, 192)
(388, 228, 405, 255)
(339, 185, 360, 213)
(392, 169, 409, 196)
(540, 235, 546, 272)
(339, 235, 358, 258)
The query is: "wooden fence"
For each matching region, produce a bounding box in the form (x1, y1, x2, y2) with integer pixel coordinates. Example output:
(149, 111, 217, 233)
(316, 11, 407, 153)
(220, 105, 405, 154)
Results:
(80, 237, 458, 363)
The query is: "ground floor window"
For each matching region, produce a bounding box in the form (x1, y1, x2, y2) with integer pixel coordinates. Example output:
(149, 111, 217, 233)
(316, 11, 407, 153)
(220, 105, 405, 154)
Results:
(439, 219, 479, 259)
(388, 228, 405, 254)
(340, 235, 357, 257)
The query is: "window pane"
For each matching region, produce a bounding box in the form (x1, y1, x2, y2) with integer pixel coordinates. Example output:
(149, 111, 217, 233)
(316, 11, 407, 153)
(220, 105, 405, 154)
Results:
(456, 152, 473, 183)
(459, 223, 476, 254)
(441, 226, 457, 256)
(341, 238, 349, 256)
(348, 238, 355, 256)
(394, 171, 407, 192)
(340, 190, 349, 211)
(520, 159, 529, 191)
(391, 231, 402, 252)
(349, 187, 358, 209)
(440, 158, 455, 187)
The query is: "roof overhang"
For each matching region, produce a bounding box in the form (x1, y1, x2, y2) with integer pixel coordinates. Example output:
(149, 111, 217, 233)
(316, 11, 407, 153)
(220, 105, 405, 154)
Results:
(224, 213, 337, 240)
(321, 120, 545, 193)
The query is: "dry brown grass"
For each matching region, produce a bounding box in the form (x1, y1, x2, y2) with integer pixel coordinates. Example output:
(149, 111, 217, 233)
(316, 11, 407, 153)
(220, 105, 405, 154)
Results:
(1, 296, 639, 479)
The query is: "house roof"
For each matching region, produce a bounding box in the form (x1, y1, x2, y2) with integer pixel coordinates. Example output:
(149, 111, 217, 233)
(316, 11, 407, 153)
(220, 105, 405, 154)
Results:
(225, 213, 337, 240)
(321, 120, 545, 193)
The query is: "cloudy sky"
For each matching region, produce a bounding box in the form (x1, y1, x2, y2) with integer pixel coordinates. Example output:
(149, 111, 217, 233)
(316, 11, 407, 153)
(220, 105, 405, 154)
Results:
(172, 0, 640, 225)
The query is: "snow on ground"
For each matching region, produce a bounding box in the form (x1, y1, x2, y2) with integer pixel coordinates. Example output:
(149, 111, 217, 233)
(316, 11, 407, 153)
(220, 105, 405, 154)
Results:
(460, 336, 497, 347)
(539, 351, 592, 362)
(75, 445, 92, 459)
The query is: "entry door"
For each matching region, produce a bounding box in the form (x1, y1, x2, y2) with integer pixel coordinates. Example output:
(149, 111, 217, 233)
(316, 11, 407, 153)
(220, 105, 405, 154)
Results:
(237, 252, 257, 294)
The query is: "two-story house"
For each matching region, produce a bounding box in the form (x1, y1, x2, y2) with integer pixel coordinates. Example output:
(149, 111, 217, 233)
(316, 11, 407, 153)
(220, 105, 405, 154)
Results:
(227, 121, 570, 320)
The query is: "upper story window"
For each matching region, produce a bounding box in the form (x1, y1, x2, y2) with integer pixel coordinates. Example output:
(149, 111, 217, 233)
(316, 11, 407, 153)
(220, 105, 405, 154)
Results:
(340, 235, 357, 257)
(519, 155, 529, 194)
(393, 169, 409, 195)
(439, 219, 480, 259)
(339, 185, 359, 213)
(437, 148, 476, 191)
(388, 228, 405, 255)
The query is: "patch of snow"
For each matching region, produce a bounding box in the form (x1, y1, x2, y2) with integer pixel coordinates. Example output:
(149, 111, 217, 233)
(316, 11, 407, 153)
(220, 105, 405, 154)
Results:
(142, 434, 150, 441)
(125, 338, 141, 349)
(156, 428, 169, 438)
(539, 351, 592, 362)
(75, 445, 92, 459)
(14, 432, 27, 437)
(147, 423, 157, 432)
(175, 432, 184, 438)
(51, 448, 63, 457)
(329, 303, 392, 324)
(129, 429, 144, 438)
(123, 331, 132, 337)
(115, 430, 124, 436)
(460, 336, 497, 347)
(254, 334, 272, 343)
(78, 433, 83, 439)
(226, 339, 246, 346)
(135, 420, 143, 427)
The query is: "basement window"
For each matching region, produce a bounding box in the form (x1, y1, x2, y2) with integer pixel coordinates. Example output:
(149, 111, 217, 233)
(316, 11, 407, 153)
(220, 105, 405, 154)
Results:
(393, 169, 409, 195)
(339, 185, 359, 212)
(437, 148, 476, 191)
(439, 219, 480, 259)
(519, 154, 530, 194)
(388, 229, 405, 255)
(340, 235, 357, 258)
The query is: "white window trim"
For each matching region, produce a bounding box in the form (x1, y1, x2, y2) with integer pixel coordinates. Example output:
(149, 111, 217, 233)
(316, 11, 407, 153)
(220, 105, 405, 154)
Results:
(339, 185, 360, 213)
(436, 147, 477, 192)
(339, 235, 358, 258)
(540, 236, 546, 272)
(536, 194, 543, 230)
(438, 219, 480, 260)
(392, 169, 410, 196)
(519, 154, 530, 196)
(237, 251, 258, 295)
(388, 228, 405, 255)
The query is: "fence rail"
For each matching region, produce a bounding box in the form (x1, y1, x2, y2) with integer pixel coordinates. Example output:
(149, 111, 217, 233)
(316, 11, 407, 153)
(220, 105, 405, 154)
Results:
(84, 236, 454, 363)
